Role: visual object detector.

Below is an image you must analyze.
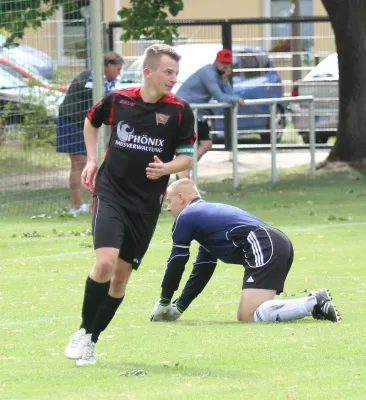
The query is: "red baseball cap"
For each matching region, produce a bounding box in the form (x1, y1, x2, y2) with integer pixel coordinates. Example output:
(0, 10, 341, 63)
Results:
(215, 49, 233, 63)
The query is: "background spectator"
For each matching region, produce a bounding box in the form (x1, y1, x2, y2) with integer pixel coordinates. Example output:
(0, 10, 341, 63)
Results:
(56, 51, 124, 214)
(176, 49, 245, 178)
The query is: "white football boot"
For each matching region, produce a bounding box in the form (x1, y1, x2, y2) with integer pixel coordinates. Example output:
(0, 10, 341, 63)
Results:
(65, 328, 91, 360)
(76, 341, 96, 367)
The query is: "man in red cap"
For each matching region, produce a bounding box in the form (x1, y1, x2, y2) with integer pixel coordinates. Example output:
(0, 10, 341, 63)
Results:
(177, 48, 245, 178)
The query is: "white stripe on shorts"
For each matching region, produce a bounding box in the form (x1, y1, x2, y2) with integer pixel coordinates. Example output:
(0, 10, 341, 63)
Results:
(248, 231, 264, 267)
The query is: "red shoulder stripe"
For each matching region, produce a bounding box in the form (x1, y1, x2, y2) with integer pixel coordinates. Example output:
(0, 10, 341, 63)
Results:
(108, 97, 116, 126)
(158, 93, 185, 108)
(87, 99, 101, 121)
(113, 86, 142, 98)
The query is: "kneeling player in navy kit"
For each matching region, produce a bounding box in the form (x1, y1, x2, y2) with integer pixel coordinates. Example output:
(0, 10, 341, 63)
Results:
(65, 44, 196, 366)
(151, 179, 341, 324)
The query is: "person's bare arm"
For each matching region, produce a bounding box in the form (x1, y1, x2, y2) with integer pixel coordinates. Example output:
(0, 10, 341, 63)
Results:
(81, 118, 99, 192)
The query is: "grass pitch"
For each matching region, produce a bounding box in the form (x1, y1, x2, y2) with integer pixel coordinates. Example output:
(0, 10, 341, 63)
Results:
(1, 170, 365, 400)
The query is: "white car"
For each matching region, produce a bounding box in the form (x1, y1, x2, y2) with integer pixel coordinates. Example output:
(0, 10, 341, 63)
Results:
(291, 53, 338, 143)
(0, 65, 65, 122)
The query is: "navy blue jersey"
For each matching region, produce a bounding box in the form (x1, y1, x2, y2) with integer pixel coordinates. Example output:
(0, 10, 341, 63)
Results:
(160, 198, 268, 302)
(172, 198, 266, 264)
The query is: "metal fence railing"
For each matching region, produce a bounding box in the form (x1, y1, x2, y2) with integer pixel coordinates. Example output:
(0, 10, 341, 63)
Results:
(190, 95, 315, 189)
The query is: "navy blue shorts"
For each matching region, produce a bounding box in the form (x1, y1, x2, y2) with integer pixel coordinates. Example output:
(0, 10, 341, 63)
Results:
(242, 226, 294, 294)
(56, 117, 86, 155)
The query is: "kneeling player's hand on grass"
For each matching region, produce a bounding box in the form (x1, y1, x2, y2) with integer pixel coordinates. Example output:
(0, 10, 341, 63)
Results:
(150, 301, 173, 321)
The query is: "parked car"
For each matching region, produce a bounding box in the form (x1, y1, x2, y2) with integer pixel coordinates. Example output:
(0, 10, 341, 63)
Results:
(0, 34, 55, 79)
(291, 53, 338, 143)
(0, 56, 68, 92)
(0, 65, 65, 124)
(116, 43, 286, 143)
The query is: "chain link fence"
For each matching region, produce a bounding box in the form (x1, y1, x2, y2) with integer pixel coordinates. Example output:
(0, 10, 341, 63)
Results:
(0, 2, 92, 217)
(1, 10, 335, 217)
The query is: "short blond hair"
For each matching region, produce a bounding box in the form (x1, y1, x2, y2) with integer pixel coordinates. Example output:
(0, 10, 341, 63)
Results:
(168, 178, 200, 196)
(143, 44, 181, 70)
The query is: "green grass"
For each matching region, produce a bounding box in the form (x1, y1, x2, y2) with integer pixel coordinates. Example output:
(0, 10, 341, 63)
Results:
(0, 144, 69, 175)
(0, 170, 366, 399)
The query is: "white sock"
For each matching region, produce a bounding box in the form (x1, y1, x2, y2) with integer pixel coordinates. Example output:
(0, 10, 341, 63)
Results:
(254, 296, 317, 322)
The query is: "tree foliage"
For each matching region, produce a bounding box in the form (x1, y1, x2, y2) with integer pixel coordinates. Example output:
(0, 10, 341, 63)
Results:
(0, 0, 88, 44)
(118, 0, 184, 44)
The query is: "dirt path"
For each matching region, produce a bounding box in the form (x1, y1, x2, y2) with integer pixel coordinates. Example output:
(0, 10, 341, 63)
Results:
(196, 149, 329, 177)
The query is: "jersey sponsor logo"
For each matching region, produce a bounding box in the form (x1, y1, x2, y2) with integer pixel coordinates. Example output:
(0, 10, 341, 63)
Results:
(119, 99, 135, 107)
(116, 121, 134, 142)
(156, 113, 170, 125)
(115, 121, 165, 153)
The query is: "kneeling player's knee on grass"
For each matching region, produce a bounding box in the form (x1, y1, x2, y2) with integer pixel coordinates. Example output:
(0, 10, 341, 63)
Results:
(237, 309, 255, 323)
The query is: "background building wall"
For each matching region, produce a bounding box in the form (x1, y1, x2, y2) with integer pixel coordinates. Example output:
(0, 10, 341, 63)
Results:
(103, 0, 262, 22)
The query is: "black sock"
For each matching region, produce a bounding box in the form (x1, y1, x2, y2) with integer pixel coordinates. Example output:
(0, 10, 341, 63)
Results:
(91, 294, 124, 343)
(80, 276, 110, 333)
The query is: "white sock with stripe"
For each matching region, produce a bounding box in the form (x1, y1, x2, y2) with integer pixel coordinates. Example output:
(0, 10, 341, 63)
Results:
(254, 296, 317, 322)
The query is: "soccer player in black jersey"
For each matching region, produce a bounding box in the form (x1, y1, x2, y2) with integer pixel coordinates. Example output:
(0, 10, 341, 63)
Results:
(151, 179, 341, 325)
(65, 44, 196, 366)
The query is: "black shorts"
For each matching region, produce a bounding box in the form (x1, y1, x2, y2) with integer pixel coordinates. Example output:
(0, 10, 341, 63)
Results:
(197, 120, 211, 142)
(242, 226, 294, 294)
(92, 196, 159, 269)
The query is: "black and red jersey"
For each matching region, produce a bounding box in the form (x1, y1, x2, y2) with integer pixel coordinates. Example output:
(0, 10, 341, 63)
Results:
(87, 86, 196, 214)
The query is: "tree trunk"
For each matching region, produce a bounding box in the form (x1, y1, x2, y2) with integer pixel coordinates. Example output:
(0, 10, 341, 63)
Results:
(321, 0, 366, 162)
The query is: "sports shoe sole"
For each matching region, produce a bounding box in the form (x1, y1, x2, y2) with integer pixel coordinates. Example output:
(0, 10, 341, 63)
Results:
(312, 288, 342, 323)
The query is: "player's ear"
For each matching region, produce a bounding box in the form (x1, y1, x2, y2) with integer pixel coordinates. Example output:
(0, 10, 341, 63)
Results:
(143, 67, 151, 79)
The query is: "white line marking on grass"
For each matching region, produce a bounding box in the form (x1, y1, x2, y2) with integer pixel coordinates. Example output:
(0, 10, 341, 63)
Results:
(2, 221, 366, 263)
(1, 240, 171, 262)
(285, 221, 366, 232)
(0, 300, 238, 328)
(1, 250, 92, 262)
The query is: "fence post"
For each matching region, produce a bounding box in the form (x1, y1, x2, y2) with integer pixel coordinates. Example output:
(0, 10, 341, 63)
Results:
(90, 0, 105, 165)
(55, 6, 64, 67)
(270, 102, 278, 184)
(221, 21, 233, 151)
(192, 108, 199, 185)
(309, 100, 316, 175)
(231, 105, 239, 189)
